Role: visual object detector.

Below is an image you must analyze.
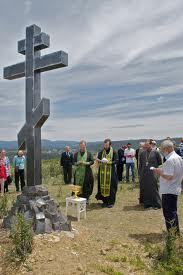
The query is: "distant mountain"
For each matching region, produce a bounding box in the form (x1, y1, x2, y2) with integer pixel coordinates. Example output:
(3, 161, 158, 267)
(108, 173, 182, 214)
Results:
(0, 137, 181, 152)
(41, 139, 78, 149)
(0, 141, 18, 150)
(0, 140, 78, 151)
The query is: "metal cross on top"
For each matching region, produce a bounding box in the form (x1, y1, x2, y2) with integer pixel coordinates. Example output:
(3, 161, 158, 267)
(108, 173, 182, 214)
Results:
(3, 24, 68, 186)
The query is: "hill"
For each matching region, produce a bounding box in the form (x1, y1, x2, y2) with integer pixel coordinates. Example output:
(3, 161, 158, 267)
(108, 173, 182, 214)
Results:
(0, 137, 181, 152)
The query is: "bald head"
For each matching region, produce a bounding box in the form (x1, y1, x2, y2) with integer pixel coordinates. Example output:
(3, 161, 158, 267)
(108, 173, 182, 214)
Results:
(18, 150, 24, 156)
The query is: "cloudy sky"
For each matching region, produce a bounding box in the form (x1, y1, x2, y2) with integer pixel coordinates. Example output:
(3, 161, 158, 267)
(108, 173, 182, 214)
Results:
(1, 0, 183, 141)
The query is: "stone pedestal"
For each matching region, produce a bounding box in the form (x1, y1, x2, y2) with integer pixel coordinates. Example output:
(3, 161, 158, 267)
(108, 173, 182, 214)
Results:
(3, 185, 71, 234)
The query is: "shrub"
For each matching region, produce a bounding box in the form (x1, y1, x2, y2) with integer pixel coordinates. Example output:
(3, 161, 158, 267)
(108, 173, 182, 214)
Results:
(149, 230, 183, 274)
(10, 213, 33, 262)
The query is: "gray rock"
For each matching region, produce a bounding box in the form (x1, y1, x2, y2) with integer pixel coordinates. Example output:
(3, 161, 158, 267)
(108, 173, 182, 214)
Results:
(36, 220, 45, 234)
(45, 218, 52, 233)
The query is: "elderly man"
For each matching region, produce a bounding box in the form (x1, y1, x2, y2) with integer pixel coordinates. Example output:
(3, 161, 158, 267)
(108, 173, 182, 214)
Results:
(13, 150, 26, 192)
(73, 140, 94, 201)
(60, 146, 73, 184)
(139, 139, 162, 208)
(154, 140, 183, 234)
(96, 139, 118, 208)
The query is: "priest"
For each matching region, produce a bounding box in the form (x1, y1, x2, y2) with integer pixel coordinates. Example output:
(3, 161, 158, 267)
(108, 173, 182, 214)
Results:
(73, 140, 94, 202)
(95, 139, 118, 208)
(139, 139, 162, 209)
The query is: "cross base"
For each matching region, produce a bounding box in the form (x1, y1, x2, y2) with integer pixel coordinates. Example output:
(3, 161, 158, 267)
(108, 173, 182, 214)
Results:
(3, 186, 71, 234)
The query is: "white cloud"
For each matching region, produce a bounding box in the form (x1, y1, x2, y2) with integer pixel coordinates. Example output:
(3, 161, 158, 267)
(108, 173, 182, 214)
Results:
(1, 0, 183, 141)
(24, 0, 32, 15)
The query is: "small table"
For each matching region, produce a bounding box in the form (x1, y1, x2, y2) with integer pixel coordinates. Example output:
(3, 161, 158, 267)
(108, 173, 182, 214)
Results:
(66, 197, 87, 221)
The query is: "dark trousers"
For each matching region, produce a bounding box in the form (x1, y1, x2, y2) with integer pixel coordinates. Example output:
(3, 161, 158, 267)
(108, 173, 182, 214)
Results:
(63, 166, 72, 184)
(117, 163, 124, 181)
(4, 179, 9, 193)
(162, 194, 180, 234)
(15, 169, 25, 192)
(126, 163, 135, 182)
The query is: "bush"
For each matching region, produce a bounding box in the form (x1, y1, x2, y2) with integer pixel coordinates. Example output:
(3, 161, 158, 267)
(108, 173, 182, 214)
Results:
(150, 230, 183, 274)
(10, 213, 33, 262)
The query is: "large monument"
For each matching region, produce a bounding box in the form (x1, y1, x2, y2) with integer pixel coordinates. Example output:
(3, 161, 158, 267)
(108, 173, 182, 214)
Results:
(3, 24, 71, 233)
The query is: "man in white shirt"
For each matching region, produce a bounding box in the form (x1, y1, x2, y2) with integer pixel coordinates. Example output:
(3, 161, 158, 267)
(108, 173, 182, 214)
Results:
(154, 140, 183, 234)
(124, 143, 136, 183)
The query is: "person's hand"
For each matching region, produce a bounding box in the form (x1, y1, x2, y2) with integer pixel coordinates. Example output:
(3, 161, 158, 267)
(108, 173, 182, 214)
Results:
(96, 158, 102, 163)
(82, 161, 89, 165)
(153, 168, 162, 175)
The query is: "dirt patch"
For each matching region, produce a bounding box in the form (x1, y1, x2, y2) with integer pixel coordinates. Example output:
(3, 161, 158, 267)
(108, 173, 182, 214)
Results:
(0, 183, 182, 274)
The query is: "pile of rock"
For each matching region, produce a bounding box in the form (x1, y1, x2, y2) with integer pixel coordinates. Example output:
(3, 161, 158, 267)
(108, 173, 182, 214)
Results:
(3, 185, 71, 234)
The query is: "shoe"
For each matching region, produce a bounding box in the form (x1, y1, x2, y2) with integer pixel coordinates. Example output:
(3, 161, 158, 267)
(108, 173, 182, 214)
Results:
(144, 206, 153, 210)
(107, 204, 114, 208)
(101, 203, 107, 208)
(153, 206, 161, 210)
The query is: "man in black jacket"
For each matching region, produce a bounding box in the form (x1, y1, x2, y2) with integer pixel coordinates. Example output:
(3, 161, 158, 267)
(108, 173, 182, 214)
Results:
(117, 145, 126, 182)
(60, 146, 73, 184)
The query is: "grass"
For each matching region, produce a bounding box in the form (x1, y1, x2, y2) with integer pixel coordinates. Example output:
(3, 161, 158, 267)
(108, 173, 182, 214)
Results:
(96, 264, 124, 275)
(0, 159, 182, 274)
(107, 254, 128, 263)
(129, 255, 146, 270)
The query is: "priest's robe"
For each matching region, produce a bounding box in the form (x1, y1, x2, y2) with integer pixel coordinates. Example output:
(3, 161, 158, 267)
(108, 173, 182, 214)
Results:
(73, 151, 94, 199)
(139, 149, 162, 208)
(96, 148, 118, 206)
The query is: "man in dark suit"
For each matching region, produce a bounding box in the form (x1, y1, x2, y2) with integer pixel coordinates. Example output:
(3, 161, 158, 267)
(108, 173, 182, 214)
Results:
(117, 145, 126, 182)
(60, 146, 73, 184)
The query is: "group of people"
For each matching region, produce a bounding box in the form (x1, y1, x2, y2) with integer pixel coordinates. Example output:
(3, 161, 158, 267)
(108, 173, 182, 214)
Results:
(61, 137, 183, 234)
(0, 149, 26, 195)
(61, 139, 118, 207)
(0, 137, 182, 235)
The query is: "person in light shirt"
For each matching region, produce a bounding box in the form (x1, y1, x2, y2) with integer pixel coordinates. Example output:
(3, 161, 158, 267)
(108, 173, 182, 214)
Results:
(13, 150, 26, 193)
(154, 140, 183, 234)
(124, 143, 135, 183)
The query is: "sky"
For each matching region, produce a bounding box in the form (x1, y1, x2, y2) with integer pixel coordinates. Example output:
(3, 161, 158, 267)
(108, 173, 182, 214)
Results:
(1, 0, 183, 141)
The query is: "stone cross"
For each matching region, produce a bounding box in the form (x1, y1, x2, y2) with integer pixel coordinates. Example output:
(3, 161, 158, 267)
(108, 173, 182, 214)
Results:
(3, 24, 68, 186)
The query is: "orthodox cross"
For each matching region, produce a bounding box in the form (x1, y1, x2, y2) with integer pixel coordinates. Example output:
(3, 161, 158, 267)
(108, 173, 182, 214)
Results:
(3, 24, 68, 186)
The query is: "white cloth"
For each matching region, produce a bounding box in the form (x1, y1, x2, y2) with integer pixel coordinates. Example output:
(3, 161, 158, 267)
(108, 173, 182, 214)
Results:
(159, 151, 183, 195)
(101, 158, 108, 163)
(124, 148, 135, 163)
